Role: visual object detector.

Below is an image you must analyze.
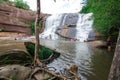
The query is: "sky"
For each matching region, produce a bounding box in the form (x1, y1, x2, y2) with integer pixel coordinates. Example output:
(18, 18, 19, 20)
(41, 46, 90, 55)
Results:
(13, 0, 85, 14)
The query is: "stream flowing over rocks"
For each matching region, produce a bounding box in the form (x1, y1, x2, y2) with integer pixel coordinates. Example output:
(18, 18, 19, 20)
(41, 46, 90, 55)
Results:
(0, 3, 113, 80)
(40, 13, 95, 42)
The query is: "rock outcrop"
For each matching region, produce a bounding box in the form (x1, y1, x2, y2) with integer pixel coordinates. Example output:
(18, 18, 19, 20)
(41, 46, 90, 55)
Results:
(0, 3, 50, 36)
(0, 65, 31, 80)
(0, 3, 35, 35)
(40, 13, 94, 41)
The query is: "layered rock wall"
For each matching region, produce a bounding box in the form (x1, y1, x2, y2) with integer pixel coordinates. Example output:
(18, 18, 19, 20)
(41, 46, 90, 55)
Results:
(0, 3, 35, 35)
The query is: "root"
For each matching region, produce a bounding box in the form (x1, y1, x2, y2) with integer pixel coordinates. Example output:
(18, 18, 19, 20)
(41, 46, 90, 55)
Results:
(29, 63, 81, 80)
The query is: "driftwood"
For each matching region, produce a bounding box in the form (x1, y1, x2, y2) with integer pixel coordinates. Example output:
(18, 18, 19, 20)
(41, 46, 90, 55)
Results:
(29, 63, 81, 80)
(24, 42, 80, 80)
(0, 53, 80, 80)
(0, 42, 80, 80)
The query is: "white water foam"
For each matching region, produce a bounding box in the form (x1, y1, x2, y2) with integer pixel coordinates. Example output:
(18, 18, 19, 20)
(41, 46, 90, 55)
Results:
(39, 13, 94, 42)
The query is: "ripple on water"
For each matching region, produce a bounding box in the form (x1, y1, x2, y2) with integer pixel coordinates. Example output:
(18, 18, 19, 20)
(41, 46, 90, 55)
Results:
(44, 40, 113, 80)
(0, 39, 113, 80)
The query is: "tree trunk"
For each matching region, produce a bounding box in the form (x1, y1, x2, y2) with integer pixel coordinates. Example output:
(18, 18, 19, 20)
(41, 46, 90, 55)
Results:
(108, 31, 120, 80)
(34, 0, 41, 66)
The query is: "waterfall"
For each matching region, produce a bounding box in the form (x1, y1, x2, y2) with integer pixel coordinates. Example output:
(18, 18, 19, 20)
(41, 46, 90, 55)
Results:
(76, 13, 94, 42)
(39, 13, 94, 42)
(40, 14, 65, 40)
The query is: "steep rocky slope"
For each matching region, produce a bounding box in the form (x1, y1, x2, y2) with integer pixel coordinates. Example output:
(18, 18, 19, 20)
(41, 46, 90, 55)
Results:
(0, 3, 49, 37)
(0, 3, 35, 35)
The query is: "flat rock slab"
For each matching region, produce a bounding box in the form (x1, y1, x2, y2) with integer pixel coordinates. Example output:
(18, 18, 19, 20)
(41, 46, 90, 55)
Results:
(0, 65, 31, 80)
(0, 40, 28, 56)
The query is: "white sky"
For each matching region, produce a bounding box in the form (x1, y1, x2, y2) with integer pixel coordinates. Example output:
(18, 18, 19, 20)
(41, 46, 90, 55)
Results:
(13, 0, 84, 14)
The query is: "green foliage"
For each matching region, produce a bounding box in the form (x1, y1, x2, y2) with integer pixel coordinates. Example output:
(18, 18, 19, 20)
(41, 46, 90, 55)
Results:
(0, 0, 10, 3)
(30, 22, 35, 33)
(80, 5, 89, 13)
(14, 0, 29, 10)
(0, 0, 3, 3)
(39, 46, 53, 60)
(4, 0, 9, 1)
(25, 42, 53, 60)
(80, 0, 120, 38)
(0, 0, 30, 10)
(0, 53, 32, 65)
(0, 29, 7, 32)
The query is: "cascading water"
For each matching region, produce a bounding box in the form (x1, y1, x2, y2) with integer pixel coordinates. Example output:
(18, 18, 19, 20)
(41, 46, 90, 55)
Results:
(40, 14, 64, 40)
(39, 13, 94, 42)
(76, 13, 94, 42)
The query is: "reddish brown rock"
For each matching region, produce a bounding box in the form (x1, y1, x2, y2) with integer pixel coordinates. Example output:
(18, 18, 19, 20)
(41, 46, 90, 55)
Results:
(0, 3, 35, 35)
(0, 3, 50, 36)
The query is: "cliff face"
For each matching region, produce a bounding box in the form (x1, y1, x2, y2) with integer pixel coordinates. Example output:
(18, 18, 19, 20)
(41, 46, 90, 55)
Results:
(40, 13, 94, 41)
(0, 3, 35, 35)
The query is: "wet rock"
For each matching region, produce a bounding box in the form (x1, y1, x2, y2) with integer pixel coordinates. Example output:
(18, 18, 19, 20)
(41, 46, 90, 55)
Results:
(88, 40, 106, 48)
(0, 49, 32, 65)
(0, 77, 12, 80)
(0, 65, 31, 80)
(40, 13, 94, 41)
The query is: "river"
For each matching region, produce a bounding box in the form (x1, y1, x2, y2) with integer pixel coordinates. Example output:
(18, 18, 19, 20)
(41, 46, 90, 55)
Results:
(0, 39, 113, 80)
(40, 39, 113, 80)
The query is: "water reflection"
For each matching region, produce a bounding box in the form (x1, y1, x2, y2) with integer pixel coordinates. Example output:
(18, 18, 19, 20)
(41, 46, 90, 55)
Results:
(41, 39, 113, 80)
(88, 48, 113, 80)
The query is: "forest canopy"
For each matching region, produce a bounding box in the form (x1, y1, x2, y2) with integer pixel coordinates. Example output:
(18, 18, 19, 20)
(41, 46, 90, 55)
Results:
(80, 0, 120, 39)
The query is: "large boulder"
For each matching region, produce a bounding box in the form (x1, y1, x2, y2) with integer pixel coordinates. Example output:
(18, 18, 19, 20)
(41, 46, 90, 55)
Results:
(0, 65, 31, 80)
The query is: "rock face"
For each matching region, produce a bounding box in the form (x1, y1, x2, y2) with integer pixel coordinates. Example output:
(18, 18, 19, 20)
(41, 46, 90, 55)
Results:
(0, 65, 31, 80)
(0, 3, 36, 35)
(0, 3, 50, 36)
(40, 13, 94, 42)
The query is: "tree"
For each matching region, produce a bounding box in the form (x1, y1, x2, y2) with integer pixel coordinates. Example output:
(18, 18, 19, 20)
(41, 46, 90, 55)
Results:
(34, 0, 41, 66)
(14, 0, 30, 10)
(80, 0, 120, 79)
(108, 31, 120, 80)
(80, 0, 120, 39)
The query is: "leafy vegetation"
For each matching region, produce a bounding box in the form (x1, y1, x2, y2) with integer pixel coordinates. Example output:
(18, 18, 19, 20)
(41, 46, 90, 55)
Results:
(80, 0, 120, 40)
(0, 0, 5, 3)
(30, 21, 35, 33)
(24, 42, 53, 60)
(14, 0, 29, 10)
(0, 0, 30, 10)
(0, 0, 12, 3)
(0, 41, 60, 65)
(0, 51, 32, 65)
(30, 21, 43, 34)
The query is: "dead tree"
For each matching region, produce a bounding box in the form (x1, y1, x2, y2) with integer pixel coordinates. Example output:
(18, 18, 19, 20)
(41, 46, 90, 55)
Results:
(34, 0, 41, 66)
(108, 31, 120, 80)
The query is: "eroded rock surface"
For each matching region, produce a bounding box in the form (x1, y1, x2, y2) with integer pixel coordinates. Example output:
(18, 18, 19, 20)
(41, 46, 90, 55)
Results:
(0, 65, 31, 80)
(0, 3, 50, 36)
